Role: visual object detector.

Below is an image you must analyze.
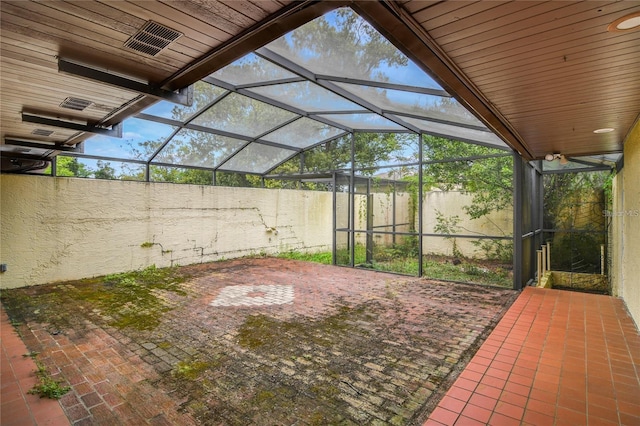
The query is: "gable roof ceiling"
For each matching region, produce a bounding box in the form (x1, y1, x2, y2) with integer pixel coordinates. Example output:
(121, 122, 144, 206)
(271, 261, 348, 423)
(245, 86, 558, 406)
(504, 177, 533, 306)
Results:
(2, 0, 639, 172)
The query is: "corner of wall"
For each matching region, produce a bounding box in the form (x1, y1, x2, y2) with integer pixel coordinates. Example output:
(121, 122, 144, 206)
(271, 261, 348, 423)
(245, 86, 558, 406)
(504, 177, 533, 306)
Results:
(619, 117, 640, 328)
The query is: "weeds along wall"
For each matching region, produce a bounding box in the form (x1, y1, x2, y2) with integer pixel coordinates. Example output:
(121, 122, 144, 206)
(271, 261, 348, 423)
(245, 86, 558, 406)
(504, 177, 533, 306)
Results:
(422, 190, 513, 259)
(0, 175, 333, 289)
(340, 189, 512, 260)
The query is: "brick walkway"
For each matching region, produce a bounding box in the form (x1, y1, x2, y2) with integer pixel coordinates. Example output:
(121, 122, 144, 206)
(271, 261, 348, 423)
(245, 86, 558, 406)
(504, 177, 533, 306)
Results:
(1, 258, 517, 425)
(1, 305, 69, 426)
(426, 287, 640, 425)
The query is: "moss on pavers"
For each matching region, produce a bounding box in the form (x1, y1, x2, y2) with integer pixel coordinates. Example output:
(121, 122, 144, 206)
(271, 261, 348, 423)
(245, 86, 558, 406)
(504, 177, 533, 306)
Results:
(1, 258, 517, 425)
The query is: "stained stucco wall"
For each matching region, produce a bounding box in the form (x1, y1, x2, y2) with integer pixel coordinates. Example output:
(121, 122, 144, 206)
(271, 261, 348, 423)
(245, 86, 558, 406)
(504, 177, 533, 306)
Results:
(422, 190, 513, 258)
(0, 175, 333, 289)
(619, 121, 640, 327)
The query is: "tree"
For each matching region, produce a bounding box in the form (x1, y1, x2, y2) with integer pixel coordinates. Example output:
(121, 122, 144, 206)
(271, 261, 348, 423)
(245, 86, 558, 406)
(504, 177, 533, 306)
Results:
(55, 156, 92, 177)
(93, 160, 117, 180)
(273, 8, 409, 80)
(422, 135, 513, 219)
(123, 8, 413, 187)
(543, 171, 610, 272)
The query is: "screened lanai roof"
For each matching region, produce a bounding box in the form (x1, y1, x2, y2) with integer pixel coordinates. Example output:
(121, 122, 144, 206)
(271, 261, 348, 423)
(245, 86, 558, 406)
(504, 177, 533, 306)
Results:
(80, 7, 507, 176)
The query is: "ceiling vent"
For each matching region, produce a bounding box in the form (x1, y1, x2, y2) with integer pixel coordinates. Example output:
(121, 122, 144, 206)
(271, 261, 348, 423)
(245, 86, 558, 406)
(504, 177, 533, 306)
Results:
(124, 20, 183, 57)
(32, 129, 54, 136)
(60, 97, 93, 111)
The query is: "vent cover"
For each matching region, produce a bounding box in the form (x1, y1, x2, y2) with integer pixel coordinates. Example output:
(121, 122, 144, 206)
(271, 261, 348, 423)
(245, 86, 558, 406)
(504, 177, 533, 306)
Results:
(32, 129, 54, 136)
(60, 97, 93, 111)
(124, 21, 183, 56)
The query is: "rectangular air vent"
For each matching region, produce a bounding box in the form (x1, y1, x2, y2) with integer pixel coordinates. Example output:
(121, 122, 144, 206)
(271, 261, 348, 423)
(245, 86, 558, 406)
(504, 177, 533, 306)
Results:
(124, 21, 183, 57)
(32, 129, 54, 136)
(60, 97, 93, 111)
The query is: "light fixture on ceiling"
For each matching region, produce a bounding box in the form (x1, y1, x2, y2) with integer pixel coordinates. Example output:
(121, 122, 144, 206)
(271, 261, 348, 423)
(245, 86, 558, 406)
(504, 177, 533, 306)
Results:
(607, 11, 640, 32)
(593, 127, 615, 134)
(545, 153, 569, 165)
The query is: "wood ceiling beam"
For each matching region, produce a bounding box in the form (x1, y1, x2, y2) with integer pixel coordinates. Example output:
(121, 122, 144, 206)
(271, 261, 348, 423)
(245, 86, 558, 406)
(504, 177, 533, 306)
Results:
(58, 60, 194, 106)
(4, 138, 79, 152)
(22, 113, 123, 138)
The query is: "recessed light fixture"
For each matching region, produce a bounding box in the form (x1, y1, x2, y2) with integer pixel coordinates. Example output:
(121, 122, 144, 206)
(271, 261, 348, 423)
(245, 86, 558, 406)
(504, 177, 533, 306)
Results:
(593, 128, 615, 134)
(607, 11, 640, 32)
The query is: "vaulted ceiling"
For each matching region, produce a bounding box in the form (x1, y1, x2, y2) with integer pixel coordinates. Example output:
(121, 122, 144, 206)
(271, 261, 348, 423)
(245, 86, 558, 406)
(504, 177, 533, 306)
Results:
(1, 1, 639, 172)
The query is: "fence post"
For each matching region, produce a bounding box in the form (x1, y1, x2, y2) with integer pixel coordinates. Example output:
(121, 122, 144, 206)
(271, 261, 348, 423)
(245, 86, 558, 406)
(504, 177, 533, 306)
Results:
(546, 242, 551, 271)
(537, 249, 543, 286)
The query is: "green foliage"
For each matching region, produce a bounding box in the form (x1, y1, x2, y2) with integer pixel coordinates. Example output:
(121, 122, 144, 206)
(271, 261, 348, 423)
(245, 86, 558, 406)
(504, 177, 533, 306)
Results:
(423, 136, 513, 219)
(55, 156, 92, 177)
(150, 166, 213, 185)
(277, 250, 333, 264)
(550, 232, 603, 273)
(29, 361, 70, 399)
(173, 359, 214, 381)
(422, 257, 511, 287)
(280, 8, 408, 79)
(83, 265, 188, 330)
(434, 210, 462, 258)
(470, 239, 513, 262)
(543, 171, 609, 229)
(93, 160, 117, 180)
(215, 171, 261, 188)
(117, 8, 415, 187)
(543, 171, 609, 273)
(53, 156, 122, 180)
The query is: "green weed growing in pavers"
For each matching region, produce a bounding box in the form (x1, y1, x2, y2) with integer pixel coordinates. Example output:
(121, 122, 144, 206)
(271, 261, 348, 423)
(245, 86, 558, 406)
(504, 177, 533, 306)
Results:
(77, 265, 189, 330)
(28, 360, 71, 399)
(276, 250, 333, 264)
(237, 305, 370, 350)
(173, 360, 212, 381)
(0, 265, 190, 332)
(296, 244, 512, 286)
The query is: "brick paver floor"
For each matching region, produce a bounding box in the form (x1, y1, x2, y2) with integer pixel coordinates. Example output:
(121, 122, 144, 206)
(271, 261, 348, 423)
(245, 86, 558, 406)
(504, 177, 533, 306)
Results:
(1, 305, 70, 426)
(425, 287, 640, 425)
(1, 258, 517, 425)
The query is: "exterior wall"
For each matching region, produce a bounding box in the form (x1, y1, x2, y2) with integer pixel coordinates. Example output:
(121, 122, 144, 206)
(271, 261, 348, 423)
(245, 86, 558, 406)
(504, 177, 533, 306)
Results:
(610, 171, 623, 298)
(0, 175, 333, 289)
(619, 121, 640, 327)
(422, 190, 513, 258)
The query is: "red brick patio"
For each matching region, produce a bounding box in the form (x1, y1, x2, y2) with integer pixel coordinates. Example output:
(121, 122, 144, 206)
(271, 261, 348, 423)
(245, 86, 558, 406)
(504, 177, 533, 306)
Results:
(2, 261, 639, 425)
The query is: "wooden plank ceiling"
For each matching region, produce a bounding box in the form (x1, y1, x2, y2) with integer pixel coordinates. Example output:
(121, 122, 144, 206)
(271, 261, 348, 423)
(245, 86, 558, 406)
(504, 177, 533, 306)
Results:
(395, 0, 640, 159)
(1, 0, 639, 171)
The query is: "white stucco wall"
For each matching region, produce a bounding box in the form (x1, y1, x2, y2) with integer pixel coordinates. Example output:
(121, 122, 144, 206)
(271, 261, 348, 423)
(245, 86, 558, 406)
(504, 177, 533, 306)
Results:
(0, 175, 333, 289)
(619, 122, 640, 327)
